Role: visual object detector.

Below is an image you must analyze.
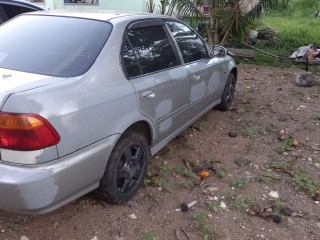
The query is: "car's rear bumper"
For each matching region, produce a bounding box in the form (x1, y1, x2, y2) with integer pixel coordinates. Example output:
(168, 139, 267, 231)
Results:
(0, 134, 119, 214)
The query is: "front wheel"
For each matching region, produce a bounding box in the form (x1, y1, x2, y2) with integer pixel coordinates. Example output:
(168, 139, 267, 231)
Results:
(216, 73, 236, 111)
(97, 131, 149, 204)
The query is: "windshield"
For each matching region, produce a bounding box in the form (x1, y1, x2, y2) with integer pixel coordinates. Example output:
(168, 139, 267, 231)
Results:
(0, 15, 111, 77)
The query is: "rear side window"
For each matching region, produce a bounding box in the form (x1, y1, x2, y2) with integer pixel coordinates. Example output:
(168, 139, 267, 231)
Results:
(122, 25, 178, 78)
(1, 3, 36, 20)
(0, 15, 111, 77)
(165, 21, 208, 64)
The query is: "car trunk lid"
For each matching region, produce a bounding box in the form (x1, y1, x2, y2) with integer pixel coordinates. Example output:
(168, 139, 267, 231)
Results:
(0, 68, 66, 110)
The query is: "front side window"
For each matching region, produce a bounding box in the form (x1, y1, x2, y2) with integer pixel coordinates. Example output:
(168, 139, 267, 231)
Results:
(123, 25, 178, 77)
(166, 21, 208, 63)
(0, 15, 111, 77)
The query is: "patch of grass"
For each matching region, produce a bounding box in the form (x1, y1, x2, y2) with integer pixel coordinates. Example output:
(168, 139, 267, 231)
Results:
(192, 121, 205, 131)
(257, 172, 282, 182)
(276, 137, 293, 153)
(232, 177, 249, 188)
(144, 161, 172, 191)
(271, 197, 283, 211)
(192, 212, 214, 240)
(7, 222, 19, 231)
(241, 127, 263, 138)
(206, 155, 217, 165)
(292, 170, 318, 194)
(289, 88, 304, 96)
(176, 167, 197, 179)
(229, 194, 251, 211)
(216, 167, 227, 178)
(208, 201, 220, 213)
(140, 230, 157, 240)
(243, 102, 254, 113)
(269, 162, 319, 195)
(184, 139, 196, 150)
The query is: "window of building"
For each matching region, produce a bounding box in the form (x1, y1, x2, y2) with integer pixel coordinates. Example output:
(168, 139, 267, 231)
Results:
(64, 0, 99, 4)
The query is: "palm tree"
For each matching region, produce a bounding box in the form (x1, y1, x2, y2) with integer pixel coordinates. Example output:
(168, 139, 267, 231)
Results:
(171, 0, 287, 45)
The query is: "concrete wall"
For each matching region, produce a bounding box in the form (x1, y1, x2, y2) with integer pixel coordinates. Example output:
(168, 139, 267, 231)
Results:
(32, 0, 153, 11)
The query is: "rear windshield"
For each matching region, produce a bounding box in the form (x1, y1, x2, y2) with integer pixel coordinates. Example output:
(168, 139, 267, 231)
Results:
(0, 15, 111, 77)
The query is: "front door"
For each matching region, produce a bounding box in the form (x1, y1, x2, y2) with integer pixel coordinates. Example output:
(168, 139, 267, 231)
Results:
(165, 21, 222, 116)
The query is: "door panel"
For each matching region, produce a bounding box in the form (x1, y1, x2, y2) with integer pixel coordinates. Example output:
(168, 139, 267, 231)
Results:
(122, 23, 191, 145)
(165, 20, 223, 115)
(130, 67, 190, 145)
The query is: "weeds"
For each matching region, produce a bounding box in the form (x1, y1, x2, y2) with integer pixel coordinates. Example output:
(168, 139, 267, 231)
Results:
(292, 170, 318, 194)
(216, 167, 226, 178)
(241, 127, 263, 138)
(192, 212, 213, 240)
(230, 194, 251, 211)
(176, 167, 197, 179)
(208, 202, 220, 213)
(140, 230, 157, 240)
(144, 161, 172, 191)
(232, 177, 249, 188)
(271, 197, 283, 210)
(257, 172, 282, 182)
(276, 137, 293, 153)
(268, 162, 319, 195)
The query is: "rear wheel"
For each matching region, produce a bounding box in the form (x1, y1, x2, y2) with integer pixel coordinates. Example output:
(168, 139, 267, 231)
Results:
(216, 73, 236, 111)
(97, 131, 149, 204)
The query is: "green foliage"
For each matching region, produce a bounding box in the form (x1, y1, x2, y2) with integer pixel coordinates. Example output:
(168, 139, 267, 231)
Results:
(140, 230, 157, 240)
(216, 166, 226, 178)
(192, 212, 214, 240)
(268, 162, 319, 195)
(176, 167, 197, 178)
(208, 201, 220, 213)
(292, 170, 318, 194)
(276, 137, 293, 153)
(232, 177, 249, 188)
(271, 197, 283, 210)
(144, 161, 172, 191)
(230, 194, 251, 210)
(241, 127, 263, 138)
(257, 172, 282, 182)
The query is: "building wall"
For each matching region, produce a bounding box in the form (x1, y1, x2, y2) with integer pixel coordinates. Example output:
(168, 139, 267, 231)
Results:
(31, 0, 155, 11)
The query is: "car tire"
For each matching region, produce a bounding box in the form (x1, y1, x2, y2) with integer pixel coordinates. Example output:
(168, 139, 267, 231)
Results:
(216, 73, 236, 111)
(97, 131, 149, 204)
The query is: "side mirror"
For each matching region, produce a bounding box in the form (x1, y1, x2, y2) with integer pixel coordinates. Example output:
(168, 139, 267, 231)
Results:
(213, 45, 227, 57)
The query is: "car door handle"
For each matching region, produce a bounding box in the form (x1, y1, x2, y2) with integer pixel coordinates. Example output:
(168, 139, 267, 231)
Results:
(191, 74, 201, 81)
(142, 91, 155, 101)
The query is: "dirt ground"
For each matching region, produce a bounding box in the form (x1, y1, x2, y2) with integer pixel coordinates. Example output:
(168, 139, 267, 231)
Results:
(1, 64, 320, 240)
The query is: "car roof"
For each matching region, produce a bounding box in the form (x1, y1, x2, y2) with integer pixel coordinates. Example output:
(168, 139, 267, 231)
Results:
(25, 10, 174, 22)
(0, 0, 44, 10)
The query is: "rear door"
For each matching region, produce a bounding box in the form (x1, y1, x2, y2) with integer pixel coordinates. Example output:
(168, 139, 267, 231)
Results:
(121, 20, 191, 146)
(165, 21, 222, 116)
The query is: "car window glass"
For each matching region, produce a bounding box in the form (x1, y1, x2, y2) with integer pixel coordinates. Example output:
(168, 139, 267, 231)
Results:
(122, 39, 141, 77)
(165, 21, 208, 63)
(1, 4, 35, 19)
(126, 25, 178, 75)
(0, 15, 111, 77)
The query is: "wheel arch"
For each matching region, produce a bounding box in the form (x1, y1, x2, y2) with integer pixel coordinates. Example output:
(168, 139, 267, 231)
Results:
(230, 67, 238, 83)
(125, 121, 153, 146)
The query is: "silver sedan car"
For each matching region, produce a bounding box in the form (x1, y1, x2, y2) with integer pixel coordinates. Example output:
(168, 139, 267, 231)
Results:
(0, 11, 237, 214)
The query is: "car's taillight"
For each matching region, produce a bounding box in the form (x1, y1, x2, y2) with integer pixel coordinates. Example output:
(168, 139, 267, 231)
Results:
(0, 112, 60, 151)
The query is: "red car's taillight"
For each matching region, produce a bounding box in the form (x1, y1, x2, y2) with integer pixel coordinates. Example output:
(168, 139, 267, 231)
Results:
(0, 113, 60, 151)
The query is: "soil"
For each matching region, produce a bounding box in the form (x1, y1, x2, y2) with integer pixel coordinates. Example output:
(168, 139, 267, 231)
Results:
(1, 64, 320, 240)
